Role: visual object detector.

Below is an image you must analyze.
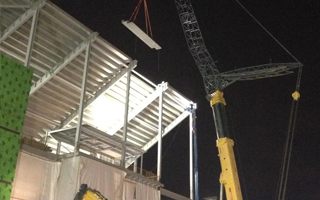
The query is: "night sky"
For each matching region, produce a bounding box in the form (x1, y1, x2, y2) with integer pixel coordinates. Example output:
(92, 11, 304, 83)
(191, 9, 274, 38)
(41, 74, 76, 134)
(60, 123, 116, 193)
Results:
(54, 0, 320, 199)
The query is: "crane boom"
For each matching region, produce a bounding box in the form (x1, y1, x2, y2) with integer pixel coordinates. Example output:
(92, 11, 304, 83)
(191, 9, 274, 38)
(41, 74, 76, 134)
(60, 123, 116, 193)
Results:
(174, 0, 301, 200)
(175, 0, 221, 94)
(175, 1, 243, 200)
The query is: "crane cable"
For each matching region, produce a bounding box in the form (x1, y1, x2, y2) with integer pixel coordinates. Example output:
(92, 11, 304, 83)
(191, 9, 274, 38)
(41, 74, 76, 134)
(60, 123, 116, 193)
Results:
(129, 0, 153, 37)
(231, 0, 303, 199)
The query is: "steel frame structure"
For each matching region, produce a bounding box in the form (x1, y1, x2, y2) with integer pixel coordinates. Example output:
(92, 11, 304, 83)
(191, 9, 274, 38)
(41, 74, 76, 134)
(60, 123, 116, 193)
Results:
(0, 0, 197, 199)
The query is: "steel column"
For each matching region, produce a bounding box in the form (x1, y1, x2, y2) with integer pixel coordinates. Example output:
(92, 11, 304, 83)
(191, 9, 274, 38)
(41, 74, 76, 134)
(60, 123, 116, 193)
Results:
(189, 108, 194, 200)
(133, 159, 137, 173)
(157, 82, 165, 181)
(189, 103, 198, 200)
(56, 141, 61, 155)
(140, 154, 144, 175)
(74, 43, 91, 155)
(121, 71, 132, 167)
(24, 7, 39, 67)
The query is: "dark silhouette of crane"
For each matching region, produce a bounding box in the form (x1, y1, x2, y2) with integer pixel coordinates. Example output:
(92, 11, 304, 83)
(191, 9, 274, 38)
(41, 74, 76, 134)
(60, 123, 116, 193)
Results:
(174, 0, 302, 200)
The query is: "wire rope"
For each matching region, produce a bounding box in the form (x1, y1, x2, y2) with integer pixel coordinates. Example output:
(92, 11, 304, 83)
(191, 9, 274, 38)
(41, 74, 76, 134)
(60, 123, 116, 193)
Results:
(231, 1, 303, 199)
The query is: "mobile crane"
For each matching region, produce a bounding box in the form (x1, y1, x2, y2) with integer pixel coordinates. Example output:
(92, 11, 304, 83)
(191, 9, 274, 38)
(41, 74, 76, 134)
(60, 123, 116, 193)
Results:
(174, 0, 302, 199)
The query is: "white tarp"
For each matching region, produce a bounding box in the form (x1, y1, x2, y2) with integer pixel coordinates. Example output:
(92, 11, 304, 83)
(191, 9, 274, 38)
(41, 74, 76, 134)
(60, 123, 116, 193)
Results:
(54, 156, 127, 200)
(55, 156, 81, 200)
(79, 156, 126, 200)
(11, 152, 60, 200)
(11, 152, 159, 200)
(123, 180, 160, 200)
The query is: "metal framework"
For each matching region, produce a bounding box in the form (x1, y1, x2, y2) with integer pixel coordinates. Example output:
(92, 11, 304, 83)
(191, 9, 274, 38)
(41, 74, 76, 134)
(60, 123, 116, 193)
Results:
(175, 1, 303, 199)
(0, 1, 197, 193)
(174, 0, 301, 94)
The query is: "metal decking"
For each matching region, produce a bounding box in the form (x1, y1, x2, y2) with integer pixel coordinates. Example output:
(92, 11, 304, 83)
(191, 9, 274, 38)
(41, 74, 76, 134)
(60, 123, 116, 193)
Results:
(0, 0, 194, 166)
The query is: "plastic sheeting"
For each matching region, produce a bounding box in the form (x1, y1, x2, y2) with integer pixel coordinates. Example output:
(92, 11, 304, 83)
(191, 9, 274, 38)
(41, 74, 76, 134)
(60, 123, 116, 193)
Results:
(11, 152, 60, 200)
(55, 156, 126, 199)
(11, 152, 160, 200)
(123, 181, 160, 200)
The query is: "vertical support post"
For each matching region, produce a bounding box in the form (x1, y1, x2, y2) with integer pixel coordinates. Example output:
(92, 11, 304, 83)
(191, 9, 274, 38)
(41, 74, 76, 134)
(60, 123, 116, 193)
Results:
(43, 131, 49, 145)
(140, 154, 144, 175)
(56, 141, 61, 155)
(189, 110, 194, 200)
(121, 70, 132, 167)
(24, 7, 39, 67)
(133, 159, 138, 173)
(74, 42, 91, 155)
(189, 103, 198, 200)
(157, 82, 164, 182)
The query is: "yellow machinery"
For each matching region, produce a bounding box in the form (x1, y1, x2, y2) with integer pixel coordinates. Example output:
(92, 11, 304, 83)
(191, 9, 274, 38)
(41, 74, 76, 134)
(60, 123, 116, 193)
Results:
(211, 91, 242, 200)
(74, 184, 108, 200)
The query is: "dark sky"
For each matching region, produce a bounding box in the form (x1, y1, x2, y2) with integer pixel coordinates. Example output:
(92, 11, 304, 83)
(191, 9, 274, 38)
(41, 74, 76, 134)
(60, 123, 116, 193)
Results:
(54, 0, 320, 199)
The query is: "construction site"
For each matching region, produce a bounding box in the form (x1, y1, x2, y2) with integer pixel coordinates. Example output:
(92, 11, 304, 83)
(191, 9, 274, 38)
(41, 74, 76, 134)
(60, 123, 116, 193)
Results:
(0, 0, 319, 200)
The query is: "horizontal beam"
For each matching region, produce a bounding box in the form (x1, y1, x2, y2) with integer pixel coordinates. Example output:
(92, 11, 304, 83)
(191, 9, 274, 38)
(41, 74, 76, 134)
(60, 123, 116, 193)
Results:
(57, 60, 137, 129)
(109, 82, 168, 135)
(0, 0, 46, 43)
(0, 5, 31, 8)
(161, 188, 191, 200)
(122, 20, 161, 50)
(29, 33, 98, 95)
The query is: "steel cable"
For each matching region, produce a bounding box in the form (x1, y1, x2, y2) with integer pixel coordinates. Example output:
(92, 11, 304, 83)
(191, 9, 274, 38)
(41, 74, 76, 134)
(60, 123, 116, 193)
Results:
(231, 1, 303, 199)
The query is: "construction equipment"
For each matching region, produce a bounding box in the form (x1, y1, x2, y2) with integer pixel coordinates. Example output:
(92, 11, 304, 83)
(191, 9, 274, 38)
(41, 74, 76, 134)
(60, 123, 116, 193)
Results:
(174, 0, 302, 199)
(74, 184, 108, 200)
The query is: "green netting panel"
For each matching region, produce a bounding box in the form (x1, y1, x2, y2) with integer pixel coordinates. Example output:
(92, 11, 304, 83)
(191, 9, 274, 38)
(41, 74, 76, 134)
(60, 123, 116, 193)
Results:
(0, 54, 33, 133)
(0, 54, 33, 200)
(0, 130, 20, 183)
(0, 182, 12, 200)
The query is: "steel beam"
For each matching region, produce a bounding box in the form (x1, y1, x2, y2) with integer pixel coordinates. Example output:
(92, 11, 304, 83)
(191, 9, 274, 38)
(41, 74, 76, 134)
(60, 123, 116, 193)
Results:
(157, 82, 165, 181)
(57, 60, 137, 129)
(142, 109, 190, 151)
(29, 33, 98, 95)
(140, 154, 143, 175)
(188, 103, 197, 200)
(74, 42, 91, 155)
(121, 71, 132, 167)
(0, 0, 46, 43)
(189, 110, 194, 200)
(108, 82, 168, 135)
(0, 5, 31, 9)
(25, 6, 39, 67)
(161, 188, 191, 200)
(133, 159, 137, 173)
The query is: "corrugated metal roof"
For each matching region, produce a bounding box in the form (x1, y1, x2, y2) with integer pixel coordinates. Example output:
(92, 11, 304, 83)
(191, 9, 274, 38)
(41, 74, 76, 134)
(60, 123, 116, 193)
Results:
(0, 0, 194, 166)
